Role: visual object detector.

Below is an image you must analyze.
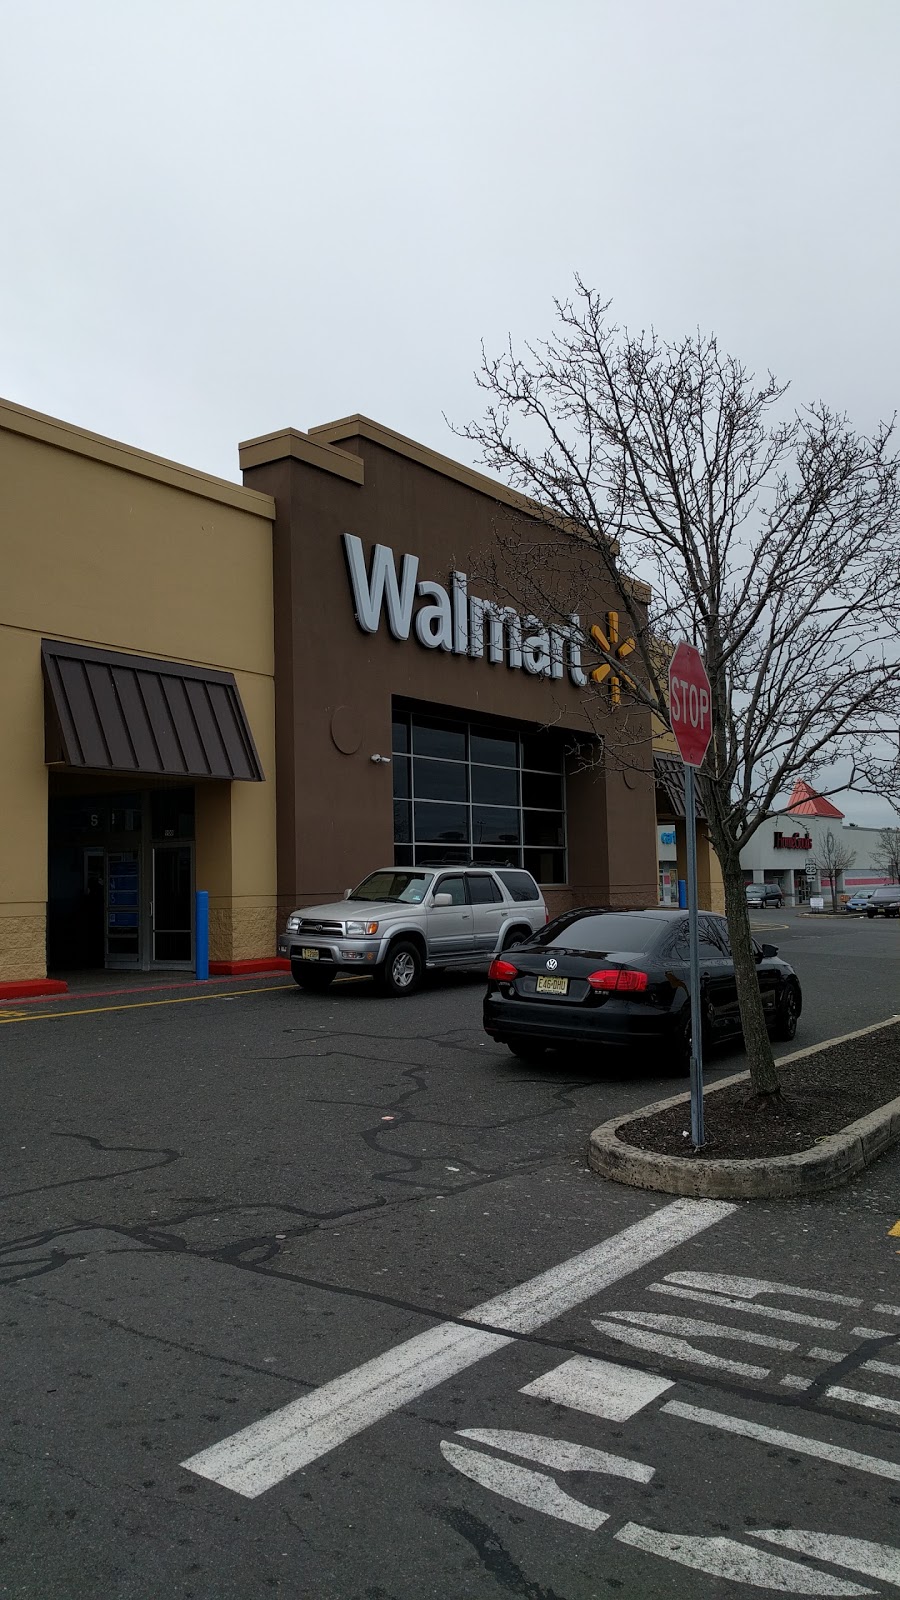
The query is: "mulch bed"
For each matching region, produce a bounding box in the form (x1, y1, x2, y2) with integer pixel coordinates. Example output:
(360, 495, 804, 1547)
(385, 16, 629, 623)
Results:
(618, 1022, 900, 1160)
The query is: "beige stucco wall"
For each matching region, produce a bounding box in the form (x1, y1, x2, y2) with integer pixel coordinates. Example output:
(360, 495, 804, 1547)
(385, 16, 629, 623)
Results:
(0, 399, 277, 981)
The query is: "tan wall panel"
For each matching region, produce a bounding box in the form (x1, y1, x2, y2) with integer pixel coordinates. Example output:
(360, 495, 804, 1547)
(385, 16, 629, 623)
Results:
(0, 629, 47, 977)
(0, 431, 274, 677)
(0, 422, 278, 981)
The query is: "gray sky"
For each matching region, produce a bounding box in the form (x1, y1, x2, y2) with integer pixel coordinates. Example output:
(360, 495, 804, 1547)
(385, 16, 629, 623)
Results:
(3, 0, 898, 822)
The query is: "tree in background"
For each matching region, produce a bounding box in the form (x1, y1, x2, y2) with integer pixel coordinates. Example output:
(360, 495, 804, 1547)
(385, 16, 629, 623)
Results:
(814, 829, 857, 912)
(873, 826, 900, 882)
(459, 282, 900, 1101)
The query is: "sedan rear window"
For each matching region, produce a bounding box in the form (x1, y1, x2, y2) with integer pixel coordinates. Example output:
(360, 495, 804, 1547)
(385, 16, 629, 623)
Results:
(536, 912, 666, 952)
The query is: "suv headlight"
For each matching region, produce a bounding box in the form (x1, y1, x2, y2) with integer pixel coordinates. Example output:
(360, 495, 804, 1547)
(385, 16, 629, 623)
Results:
(345, 920, 379, 936)
(286, 914, 301, 931)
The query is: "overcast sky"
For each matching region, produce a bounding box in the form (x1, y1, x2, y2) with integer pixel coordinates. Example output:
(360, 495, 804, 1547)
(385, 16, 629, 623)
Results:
(2, 0, 898, 822)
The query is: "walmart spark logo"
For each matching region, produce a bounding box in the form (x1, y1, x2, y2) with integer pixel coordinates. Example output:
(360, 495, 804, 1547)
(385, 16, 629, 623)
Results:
(590, 612, 636, 705)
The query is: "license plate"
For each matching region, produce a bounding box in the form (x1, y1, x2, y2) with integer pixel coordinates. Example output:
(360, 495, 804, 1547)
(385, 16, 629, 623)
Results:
(536, 975, 568, 994)
(300, 947, 320, 961)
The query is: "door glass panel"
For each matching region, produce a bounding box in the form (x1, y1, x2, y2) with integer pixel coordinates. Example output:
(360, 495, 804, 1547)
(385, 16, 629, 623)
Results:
(153, 846, 192, 963)
(107, 852, 140, 962)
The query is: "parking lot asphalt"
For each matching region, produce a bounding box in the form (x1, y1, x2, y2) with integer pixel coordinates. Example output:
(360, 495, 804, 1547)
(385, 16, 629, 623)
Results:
(1, 909, 898, 1597)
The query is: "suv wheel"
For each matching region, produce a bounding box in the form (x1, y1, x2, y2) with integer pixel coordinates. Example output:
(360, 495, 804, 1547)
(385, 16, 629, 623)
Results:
(501, 926, 530, 952)
(377, 940, 423, 997)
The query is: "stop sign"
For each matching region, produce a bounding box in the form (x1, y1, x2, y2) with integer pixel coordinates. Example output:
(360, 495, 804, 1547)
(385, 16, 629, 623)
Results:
(669, 642, 712, 767)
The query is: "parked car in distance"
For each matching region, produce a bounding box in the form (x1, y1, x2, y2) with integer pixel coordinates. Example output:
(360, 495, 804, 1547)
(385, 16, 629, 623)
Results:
(483, 906, 802, 1070)
(844, 890, 876, 912)
(866, 885, 900, 919)
(278, 865, 547, 996)
(745, 883, 784, 908)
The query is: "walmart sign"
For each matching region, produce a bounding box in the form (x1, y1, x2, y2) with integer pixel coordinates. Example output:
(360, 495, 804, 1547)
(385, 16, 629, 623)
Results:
(343, 533, 589, 686)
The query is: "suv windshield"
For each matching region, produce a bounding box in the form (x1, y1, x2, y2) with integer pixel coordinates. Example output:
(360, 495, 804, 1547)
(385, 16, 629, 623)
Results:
(349, 871, 434, 904)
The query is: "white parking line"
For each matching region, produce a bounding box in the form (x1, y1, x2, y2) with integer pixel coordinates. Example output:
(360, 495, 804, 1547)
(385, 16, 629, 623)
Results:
(664, 1272, 862, 1308)
(455, 1429, 654, 1482)
(440, 1443, 608, 1530)
(864, 1358, 900, 1380)
(601, 1308, 798, 1351)
(826, 1384, 900, 1418)
(650, 1283, 841, 1329)
(663, 1401, 900, 1482)
(614, 1524, 874, 1595)
(752, 1530, 900, 1586)
(591, 1318, 770, 1380)
(182, 1198, 734, 1498)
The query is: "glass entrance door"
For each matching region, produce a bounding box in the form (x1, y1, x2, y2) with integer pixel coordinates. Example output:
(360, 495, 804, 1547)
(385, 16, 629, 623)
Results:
(106, 851, 141, 968)
(152, 845, 193, 966)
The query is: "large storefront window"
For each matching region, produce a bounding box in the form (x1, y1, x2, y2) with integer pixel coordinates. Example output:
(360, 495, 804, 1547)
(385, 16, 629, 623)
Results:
(391, 710, 567, 883)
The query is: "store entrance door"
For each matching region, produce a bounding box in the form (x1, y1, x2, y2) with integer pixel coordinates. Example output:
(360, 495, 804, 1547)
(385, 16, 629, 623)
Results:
(47, 783, 196, 973)
(105, 850, 142, 968)
(151, 844, 194, 967)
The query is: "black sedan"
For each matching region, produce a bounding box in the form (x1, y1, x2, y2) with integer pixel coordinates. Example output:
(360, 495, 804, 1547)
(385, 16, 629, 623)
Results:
(483, 907, 802, 1068)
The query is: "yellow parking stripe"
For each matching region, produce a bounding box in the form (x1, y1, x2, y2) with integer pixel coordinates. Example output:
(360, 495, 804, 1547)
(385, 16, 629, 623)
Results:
(0, 983, 294, 1024)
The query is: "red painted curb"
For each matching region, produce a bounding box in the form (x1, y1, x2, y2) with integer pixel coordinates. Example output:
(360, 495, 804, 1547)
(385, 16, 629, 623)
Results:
(208, 958, 291, 975)
(0, 979, 69, 1000)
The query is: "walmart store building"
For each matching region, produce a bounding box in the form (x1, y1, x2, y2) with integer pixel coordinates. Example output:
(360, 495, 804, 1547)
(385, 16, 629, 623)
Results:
(0, 398, 657, 997)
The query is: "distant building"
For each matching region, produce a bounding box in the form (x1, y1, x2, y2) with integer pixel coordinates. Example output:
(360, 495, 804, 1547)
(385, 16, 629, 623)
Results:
(739, 781, 894, 905)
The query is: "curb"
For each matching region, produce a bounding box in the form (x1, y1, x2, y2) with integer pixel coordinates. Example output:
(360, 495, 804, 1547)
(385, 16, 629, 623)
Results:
(0, 978, 68, 1000)
(588, 1015, 900, 1200)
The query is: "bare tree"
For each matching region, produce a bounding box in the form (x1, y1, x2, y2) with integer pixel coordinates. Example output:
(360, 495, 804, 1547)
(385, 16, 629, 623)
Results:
(457, 281, 900, 1100)
(814, 829, 857, 913)
(872, 825, 900, 882)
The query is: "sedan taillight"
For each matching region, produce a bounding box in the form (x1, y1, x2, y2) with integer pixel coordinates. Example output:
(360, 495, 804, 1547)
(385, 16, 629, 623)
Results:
(587, 968, 649, 993)
(489, 959, 519, 981)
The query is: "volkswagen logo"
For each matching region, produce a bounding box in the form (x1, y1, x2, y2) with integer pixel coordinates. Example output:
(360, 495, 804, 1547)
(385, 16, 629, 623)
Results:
(546, 958, 558, 970)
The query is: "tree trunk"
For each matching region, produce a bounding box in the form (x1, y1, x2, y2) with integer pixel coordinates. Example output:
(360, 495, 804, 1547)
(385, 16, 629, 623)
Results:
(717, 843, 782, 1098)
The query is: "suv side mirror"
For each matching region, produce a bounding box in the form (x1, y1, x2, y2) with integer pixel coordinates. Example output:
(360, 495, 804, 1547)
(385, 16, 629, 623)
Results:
(759, 942, 778, 959)
(344, 888, 352, 899)
(433, 892, 453, 907)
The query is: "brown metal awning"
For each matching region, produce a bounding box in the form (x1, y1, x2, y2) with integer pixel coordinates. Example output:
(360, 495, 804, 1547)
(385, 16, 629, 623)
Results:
(655, 753, 706, 820)
(42, 640, 264, 781)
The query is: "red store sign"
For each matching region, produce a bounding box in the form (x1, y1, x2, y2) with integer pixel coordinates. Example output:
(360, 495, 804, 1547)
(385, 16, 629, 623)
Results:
(774, 831, 812, 850)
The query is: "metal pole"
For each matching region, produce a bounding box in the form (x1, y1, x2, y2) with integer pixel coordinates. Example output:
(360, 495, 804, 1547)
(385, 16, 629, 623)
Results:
(685, 765, 705, 1148)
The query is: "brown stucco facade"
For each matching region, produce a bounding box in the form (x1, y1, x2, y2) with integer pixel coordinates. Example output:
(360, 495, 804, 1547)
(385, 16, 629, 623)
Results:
(240, 415, 658, 921)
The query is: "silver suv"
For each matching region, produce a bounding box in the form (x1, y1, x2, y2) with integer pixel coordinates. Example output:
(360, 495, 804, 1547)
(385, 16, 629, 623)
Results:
(277, 866, 548, 996)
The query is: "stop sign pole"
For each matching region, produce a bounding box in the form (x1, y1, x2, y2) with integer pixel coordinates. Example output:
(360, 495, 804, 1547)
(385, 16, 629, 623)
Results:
(668, 643, 713, 1149)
